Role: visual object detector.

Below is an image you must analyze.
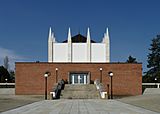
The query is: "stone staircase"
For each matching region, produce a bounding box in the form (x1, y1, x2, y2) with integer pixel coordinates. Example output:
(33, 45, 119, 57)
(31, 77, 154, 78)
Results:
(61, 84, 100, 99)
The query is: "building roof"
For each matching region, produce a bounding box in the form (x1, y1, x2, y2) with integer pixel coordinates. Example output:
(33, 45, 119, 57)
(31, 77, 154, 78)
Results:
(63, 34, 96, 43)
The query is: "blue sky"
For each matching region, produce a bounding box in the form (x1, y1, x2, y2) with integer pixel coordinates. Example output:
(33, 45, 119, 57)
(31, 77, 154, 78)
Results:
(0, 0, 160, 72)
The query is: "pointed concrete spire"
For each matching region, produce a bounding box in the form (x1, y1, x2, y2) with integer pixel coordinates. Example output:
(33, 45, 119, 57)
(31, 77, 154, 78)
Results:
(48, 27, 52, 41)
(87, 27, 91, 43)
(49, 27, 52, 36)
(87, 27, 91, 62)
(68, 27, 71, 43)
(106, 27, 109, 39)
(105, 27, 110, 62)
(104, 27, 110, 42)
(48, 27, 53, 62)
(68, 27, 72, 62)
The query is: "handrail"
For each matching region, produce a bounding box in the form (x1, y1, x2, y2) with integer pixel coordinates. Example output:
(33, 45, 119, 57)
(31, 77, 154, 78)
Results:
(52, 79, 65, 99)
(94, 79, 107, 99)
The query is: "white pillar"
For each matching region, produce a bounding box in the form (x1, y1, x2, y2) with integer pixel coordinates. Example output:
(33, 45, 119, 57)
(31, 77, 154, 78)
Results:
(84, 75, 86, 84)
(78, 75, 81, 84)
(72, 75, 74, 84)
(104, 28, 110, 62)
(87, 27, 91, 62)
(48, 27, 53, 62)
(68, 27, 72, 62)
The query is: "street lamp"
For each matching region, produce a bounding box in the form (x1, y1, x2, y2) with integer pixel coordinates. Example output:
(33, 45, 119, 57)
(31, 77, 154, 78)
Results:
(5, 78, 8, 88)
(55, 68, 58, 83)
(100, 68, 103, 83)
(5, 78, 8, 83)
(107, 84, 110, 99)
(108, 71, 113, 99)
(155, 77, 157, 88)
(44, 71, 51, 100)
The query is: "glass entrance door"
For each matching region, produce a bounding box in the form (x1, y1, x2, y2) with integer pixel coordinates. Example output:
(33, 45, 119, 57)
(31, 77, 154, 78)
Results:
(79, 74, 84, 84)
(70, 73, 87, 84)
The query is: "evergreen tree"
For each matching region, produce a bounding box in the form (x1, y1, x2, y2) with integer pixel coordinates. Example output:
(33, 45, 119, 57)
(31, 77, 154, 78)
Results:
(146, 35, 160, 82)
(0, 66, 10, 83)
(126, 55, 137, 63)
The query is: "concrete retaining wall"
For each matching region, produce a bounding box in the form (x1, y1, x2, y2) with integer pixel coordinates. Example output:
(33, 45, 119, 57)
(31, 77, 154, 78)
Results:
(0, 88, 15, 95)
(143, 88, 160, 95)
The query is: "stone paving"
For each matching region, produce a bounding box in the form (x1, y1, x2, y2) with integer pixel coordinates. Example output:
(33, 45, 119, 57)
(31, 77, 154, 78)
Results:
(1, 99, 159, 114)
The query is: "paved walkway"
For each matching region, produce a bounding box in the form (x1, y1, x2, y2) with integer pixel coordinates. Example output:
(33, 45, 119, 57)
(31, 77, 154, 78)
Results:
(1, 99, 159, 114)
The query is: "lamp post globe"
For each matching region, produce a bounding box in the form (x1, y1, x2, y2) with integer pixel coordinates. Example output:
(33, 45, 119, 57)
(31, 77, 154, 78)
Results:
(108, 71, 113, 77)
(155, 78, 157, 81)
(44, 74, 48, 77)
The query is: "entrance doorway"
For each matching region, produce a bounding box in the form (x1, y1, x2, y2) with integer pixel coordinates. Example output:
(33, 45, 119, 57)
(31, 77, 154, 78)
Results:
(69, 73, 89, 84)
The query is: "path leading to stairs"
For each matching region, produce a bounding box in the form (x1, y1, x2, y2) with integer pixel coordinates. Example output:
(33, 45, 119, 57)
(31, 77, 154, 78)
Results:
(1, 99, 159, 114)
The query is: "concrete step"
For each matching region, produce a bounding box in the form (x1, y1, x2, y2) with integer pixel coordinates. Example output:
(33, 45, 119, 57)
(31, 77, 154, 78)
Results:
(61, 84, 100, 99)
(64, 85, 97, 91)
(61, 91, 100, 99)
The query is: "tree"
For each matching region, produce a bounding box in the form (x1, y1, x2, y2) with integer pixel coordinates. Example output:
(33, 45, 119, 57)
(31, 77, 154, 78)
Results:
(9, 70, 15, 83)
(0, 66, 10, 83)
(126, 55, 137, 63)
(144, 35, 160, 82)
(3, 56, 9, 70)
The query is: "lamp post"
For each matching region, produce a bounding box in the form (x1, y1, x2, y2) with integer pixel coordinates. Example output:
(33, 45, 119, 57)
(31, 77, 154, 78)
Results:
(44, 71, 50, 100)
(100, 68, 103, 83)
(55, 68, 58, 83)
(107, 84, 110, 99)
(5, 78, 8, 88)
(108, 71, 113, 99)
(155, 77, 157, 88)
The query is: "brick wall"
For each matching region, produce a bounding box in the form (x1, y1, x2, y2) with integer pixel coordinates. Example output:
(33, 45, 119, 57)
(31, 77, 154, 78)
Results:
(15, 62, 142, 96)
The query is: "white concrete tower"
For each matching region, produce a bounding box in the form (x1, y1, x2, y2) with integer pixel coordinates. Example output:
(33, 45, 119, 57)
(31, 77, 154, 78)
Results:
(48, 27, 53, 62)
(104, 28, 110, 62)
(87, 27, 91, 62)
(68, 27, 72, 62)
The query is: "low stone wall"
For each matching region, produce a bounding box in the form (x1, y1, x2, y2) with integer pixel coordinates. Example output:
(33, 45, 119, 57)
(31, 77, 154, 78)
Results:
(143, 88, 160, 95)
(0, 88, 15, 95)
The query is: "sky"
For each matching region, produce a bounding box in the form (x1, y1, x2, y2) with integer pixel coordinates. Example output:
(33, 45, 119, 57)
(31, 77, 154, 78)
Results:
(0, 0, 160, 72)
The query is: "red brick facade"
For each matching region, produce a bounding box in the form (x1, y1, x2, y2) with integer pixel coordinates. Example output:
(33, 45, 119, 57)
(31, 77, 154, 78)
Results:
(15, 62, 142, 96)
